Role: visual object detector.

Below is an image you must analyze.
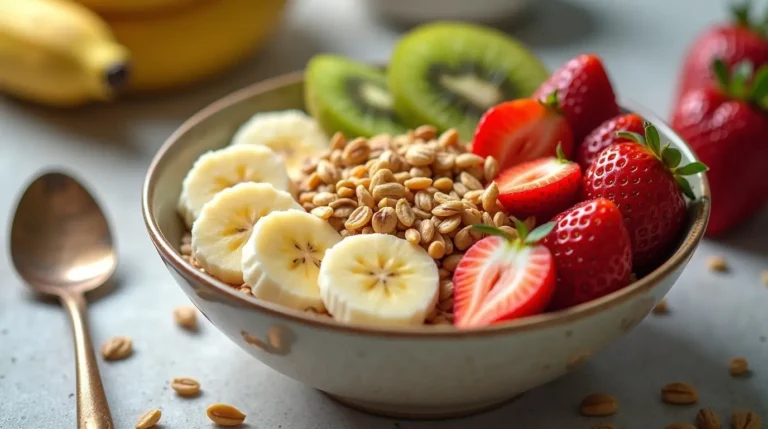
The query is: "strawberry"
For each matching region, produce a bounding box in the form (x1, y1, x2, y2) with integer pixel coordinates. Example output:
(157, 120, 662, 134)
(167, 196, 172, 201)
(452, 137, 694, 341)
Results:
(472, 93, 574, 172)
(543, 198, 633, 310)
(496, 144, 582, 221)
(576, 113, 645, 171)
(671, 60, 768, 236)
(532, 53, 620, 143)
(582, 122, 708, 268)
(673, 2, 768, 103)
(453, 221, 556, 328)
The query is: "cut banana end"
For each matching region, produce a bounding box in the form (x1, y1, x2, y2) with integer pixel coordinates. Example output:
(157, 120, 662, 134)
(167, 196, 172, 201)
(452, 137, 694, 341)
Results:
(319, 234, 439, 327)
(178, 144, 291, 228)
(242, 210, 341, 312)
(191, 182, 302, 285)
(230, 110, 329, 180)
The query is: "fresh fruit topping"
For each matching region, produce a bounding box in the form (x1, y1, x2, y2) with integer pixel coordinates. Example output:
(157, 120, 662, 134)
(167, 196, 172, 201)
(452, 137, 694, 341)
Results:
(305, 55, 407, 138)
(543, 198, 632, 309)
(453, 221, 556, 328)
(673, 1, 768, 103)
(576, 113, 645, 170)
(178, 145, 292, 228)
(242, 210, 342, 312)
(191, 182, 302, 284)
(583, 122, 708, 268)
(496, 143, 582, 221)
(318, 234, 439, 326)
(671, 60, 768, 236)
(230, 110, 329, 181)
(388, 22, 549, 141)
(472, 94, 574, 171)
(532, 53, 620, 142)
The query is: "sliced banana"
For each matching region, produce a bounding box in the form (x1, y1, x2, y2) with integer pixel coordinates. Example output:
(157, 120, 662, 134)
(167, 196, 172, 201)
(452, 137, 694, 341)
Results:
(178, 144, 291, 228)
(230, 109, 329, 180)
(319, 234, 439, 327)
(191, 182, 302, 285)
(242, 210, 342, 312)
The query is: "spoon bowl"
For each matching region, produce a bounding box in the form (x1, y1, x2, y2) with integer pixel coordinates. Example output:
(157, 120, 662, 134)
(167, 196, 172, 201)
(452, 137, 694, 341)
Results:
(10, 170, 116, 429)
(11, 171, 116, 296)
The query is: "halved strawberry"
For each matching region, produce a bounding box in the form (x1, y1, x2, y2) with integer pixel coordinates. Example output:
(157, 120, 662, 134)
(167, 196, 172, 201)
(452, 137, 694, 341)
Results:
(496, 144, 582, 221)
(471, 93, 574, 172)
(543, 198, 633, 310)
(576, 113, 645, 170)
(453, 222, 556, 328)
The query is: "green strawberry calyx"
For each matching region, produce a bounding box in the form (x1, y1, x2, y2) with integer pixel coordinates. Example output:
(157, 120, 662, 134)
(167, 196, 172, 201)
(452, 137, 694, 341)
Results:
(471, 220, 556, 250)
(616, 122, 709, 200)
(555, 142, 571, 164)
(712, 59, 768, 110)
(539, 89, 564, 115)
(731, 0, 768, 37)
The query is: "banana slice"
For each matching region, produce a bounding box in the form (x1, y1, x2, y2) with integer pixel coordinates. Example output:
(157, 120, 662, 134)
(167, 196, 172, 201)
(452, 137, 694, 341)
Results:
(242, 210, 342, 312)
(178, 144, 291, 228)
(230, 110, 329, 180)
(319, 234, 439, 326)
(191, 182, 302, 284)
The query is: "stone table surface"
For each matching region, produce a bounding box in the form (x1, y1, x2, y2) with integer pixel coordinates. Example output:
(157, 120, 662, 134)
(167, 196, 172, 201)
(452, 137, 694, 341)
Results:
(1, 0, 766, 428)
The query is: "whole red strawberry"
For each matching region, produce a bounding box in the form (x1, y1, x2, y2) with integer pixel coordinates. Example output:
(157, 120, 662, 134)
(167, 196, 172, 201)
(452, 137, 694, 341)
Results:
(583, 122, 708, 268)
(674, 2, 768, 103)
(543, 198, 632, 310)
(671, 60, 768, 236)
(576, 113, 645, 171)
(532, 53, 620, 142)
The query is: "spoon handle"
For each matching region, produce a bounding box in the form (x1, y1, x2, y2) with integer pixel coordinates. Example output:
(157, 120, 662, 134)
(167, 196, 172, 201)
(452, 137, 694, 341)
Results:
(61, 292, 114, 429)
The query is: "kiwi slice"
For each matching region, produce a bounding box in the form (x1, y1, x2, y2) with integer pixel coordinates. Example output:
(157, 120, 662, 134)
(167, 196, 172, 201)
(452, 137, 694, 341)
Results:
(388, 22, 550, 141)
(305, 55, 407, 138)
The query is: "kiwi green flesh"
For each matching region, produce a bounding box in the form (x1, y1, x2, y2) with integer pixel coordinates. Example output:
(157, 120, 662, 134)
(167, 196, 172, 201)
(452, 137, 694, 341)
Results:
(389, 22, 550, 141)
(305, 55, 406, 138)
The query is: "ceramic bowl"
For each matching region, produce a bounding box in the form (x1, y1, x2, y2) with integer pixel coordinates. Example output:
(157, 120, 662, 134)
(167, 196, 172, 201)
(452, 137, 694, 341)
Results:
(364, 0, 531, 25)
(142, 71, 710, 419)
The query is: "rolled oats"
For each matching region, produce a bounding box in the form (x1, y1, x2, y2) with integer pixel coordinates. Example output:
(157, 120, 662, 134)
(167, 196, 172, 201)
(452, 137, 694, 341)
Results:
(579, 393, 618, 416)
(661, 382, 698, 404)
(405, 228, 421, 245)
(428, 241, 446, 259)
(696, 408, 721, 429)
(171, 377, 201, 397)
(372, 207, 397, 233)
(345, 206, 373, 230)
(173, 305, 197, 330)
(731, 410, 761, 429)
(206, 403, 246, 427)
(101, 336, 133, 361)
(729, 357, 749, 376)
(311, 206, 333, 220)
(135, 409, 161, 429)
(484, 156, 499, 181)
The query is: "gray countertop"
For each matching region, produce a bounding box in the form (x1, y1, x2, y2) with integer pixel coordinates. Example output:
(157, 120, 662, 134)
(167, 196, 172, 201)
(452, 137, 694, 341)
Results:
(1, 0, 766, 428)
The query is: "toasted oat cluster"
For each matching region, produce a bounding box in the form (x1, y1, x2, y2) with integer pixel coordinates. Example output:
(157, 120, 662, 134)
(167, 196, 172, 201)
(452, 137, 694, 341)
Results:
(293, 126, 532, 324)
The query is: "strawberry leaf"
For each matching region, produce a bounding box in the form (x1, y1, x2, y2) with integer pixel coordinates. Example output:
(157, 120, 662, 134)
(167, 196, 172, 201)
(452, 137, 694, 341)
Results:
(644, 122, 662, 157)
(751, 66, 768, 101)
(616, 131, 646, 145)
(713, 59, 730, 91)
(675, 161, 709, 175)
(732, 60, 754, 98)
(730, 0, 751, 27)
(675, 176, 696, 200)
(524, 221, 556, 244)
(556, 142, 567, 162)
(471, 224, 514, 241)
(512, 218, 530, 241)
(661, 146, 682, 169)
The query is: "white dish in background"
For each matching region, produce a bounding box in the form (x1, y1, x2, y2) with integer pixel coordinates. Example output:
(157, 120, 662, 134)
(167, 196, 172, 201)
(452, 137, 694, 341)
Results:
(365, 0, 532, 25)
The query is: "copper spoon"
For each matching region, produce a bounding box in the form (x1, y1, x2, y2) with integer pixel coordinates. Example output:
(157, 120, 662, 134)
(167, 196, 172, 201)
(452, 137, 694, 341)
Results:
(10, 171, 116, 429)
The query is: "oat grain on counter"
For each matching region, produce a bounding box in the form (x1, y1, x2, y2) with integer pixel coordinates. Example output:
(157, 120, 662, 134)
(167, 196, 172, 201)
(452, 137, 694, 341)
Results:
(653, 300, 669, 314)
(696, 408, 721, 429)
(101, 336, 132, 361)
(731, 410, 761, 429)
(579, 393, 618, 416)
(171, 377, 201, 397)
(135, 409, 161, 429)
(728, 357, 749, 376)
(661, 382, 698, 404)
(707, 256, 728, 272)
(173, 305, 198, 330)
(206, 403, 246, 427)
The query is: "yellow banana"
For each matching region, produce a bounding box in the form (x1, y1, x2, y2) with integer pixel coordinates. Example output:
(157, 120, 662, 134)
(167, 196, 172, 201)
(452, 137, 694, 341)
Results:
(75, 0, 195, 15)
(104, 0, 287, 92)
(0, 0, 129, 106)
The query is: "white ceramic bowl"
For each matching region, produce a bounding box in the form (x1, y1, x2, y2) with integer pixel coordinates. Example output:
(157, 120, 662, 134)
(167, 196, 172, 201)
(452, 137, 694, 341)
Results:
(142, 71, 710, 419)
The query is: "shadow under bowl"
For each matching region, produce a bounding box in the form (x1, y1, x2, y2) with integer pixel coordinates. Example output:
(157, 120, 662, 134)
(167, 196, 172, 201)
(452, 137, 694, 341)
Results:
(142, 70, 710, 419)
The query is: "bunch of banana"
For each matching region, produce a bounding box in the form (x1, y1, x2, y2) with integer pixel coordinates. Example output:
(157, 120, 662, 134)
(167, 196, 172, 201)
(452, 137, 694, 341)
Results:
(0, 0, 287, 107)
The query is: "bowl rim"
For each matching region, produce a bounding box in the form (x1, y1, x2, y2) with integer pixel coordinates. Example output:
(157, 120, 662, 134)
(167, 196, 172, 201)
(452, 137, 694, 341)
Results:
(142, 70, 711, 338)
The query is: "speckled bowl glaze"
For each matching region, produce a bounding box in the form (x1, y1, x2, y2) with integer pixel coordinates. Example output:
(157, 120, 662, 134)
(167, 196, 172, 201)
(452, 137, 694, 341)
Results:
(142, 71, 710, 419)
